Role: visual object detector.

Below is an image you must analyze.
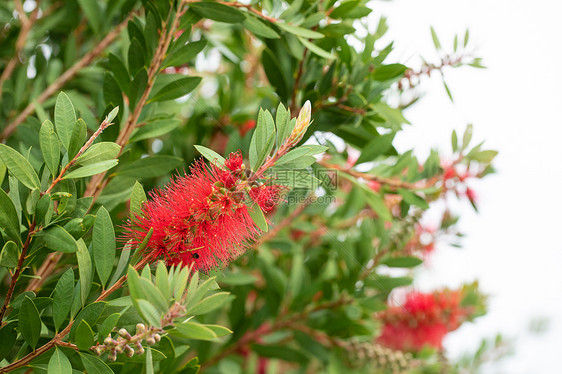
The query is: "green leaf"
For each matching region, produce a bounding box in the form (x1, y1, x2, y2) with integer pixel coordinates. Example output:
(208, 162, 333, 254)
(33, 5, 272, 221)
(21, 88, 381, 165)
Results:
(164, 40, 207, 68)
(93, 207, 115, 288)
(108, 241, 131, 288)
(0, 241, 19, 268)
(117, 155, 183, 178)
(39, 120, 60, 178)
(252, 344, 308, 363)
(175, 321, 217, 341)
(219, 272, 257, 286)
(48, 347, 73, 374)
(430, 26, 441, 50)
(194, 145, 225, 167)
(129, 119, 181, 142)
(70, 302, 106, 341)
(187, 292, 231, 315)
(275, 103, 291, 143)
(464, 28, 470, 47)
(451, 130, 459, 152)
(277, 23, 324, 39)
(297, 37, 335, 59)
(443, 79, 454, 102)
(77, 0, 102, 34)
(130, 181, 147, 217)
(276, 145, 327, 166)
(97, 313, 121, 342)
(64, 160, 119, 179)
(372, 102, 409, 130)
(128, 38, 147, 77)
(18, 296, 41, 349)
(205, 324, 232, 337)
(75, 320, 95, 350)
(0, 144, 41, 189)
(80, 353, 114, 374)
(52, 268, 74, 332)
(155, 262, 170, 300)
(130, 69, 148, 109)
(138, 277, 169, 313)
(149, 77, 201, 102)
(136, 299, 162, 327)
(356, 134, 395, 165)
(382, 256, 423, 268)
(190, 2, 245, 23)
(37, 225, 79, 253)
(76, 239, 93, 306)
(0, 322, 17, 361)
(75, 142, 121, 166)
(250, 108, 276, 170)
(366, 275, 413, 292)
(146, 346, 154, 374)
(373, 63, 407, 81)
(54, 92, 77, 150)
(462, 124, 473, 150)
(106, 106, 120, 123)
(397, 188, 429, 209)
(243, 15, 279, 39)
(247, 203, 268, 232)
(68, 119, 87, 160)
(0, 188, 21, 245)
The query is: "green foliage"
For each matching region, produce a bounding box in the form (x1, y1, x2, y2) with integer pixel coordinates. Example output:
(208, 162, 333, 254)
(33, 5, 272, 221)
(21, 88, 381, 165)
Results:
(0, 0, 497, 373)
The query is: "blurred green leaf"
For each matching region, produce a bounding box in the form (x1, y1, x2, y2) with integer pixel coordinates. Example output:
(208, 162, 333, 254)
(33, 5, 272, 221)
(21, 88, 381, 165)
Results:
(39, 120, 60, 178)
(117, 155, 183, 178)
(0, 188, 21, 245)
(0, 144, 41, 189)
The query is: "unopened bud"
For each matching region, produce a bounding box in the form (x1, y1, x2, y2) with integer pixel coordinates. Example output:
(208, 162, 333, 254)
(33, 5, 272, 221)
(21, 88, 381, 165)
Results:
(135, 341, 144, 355)
(124, 345, 135, 357)
(115, 345, 124, 354)
(136, 323, 146, 334)
(119, 328, 132, 339)
(288, 100, 312, 145)
(104, 336, 114, 347)
(154, 333, 161, 342)
(146, 337, 156, 346)
(108, 349, 117, 362)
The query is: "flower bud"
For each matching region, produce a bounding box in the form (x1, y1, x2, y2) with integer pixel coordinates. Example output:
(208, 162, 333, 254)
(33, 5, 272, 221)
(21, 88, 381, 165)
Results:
(104, 336, 115, 347)
(108, 349, 117, 362)
(154, 333, 161, 342)
(124, 345, 135, 357)
(288, 100, 312, 145)
(146, 337, 156, 346)
(136, 323, 146, 334)
(119, 328, 132, 339)
(135, 341, 144, 355)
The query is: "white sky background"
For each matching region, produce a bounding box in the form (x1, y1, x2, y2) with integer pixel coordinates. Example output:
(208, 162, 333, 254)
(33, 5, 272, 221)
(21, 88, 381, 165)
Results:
(368, 0, 562, 372)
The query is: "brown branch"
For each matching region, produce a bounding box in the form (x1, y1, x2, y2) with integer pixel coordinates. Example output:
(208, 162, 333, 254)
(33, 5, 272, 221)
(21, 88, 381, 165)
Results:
(0, 12, 134, 142)
(0, 256, 150, 373)
(0, 221, 36, 324)
(317, 159, 438, 190)
(84, 4, 186, 201)
(24, 252, 63, 293)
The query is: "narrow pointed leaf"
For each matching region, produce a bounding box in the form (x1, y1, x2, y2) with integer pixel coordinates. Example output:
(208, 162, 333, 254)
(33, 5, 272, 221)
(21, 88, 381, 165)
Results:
(93, 206, 115, 288)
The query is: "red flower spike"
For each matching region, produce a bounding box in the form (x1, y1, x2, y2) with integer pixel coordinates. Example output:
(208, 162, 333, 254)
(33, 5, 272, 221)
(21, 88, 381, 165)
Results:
(249, 185, 283, 213)
(225, 151, 243, 171)
(123, 160, 262, 271)
(377, 290, 469, 351)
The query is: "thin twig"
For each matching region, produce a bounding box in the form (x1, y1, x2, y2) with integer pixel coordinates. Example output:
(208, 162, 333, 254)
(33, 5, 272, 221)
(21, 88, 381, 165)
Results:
(0, 256, 150, 373)
(0, 221, 36, 324)
(84, 4, 186, 201)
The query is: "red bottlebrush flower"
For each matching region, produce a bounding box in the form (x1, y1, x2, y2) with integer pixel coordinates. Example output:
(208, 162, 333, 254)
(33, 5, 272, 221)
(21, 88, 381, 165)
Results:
(377, 290, 468, 351)
(239, 119, 256, 137)
(225, 151, 243, 171)
(367, 180, 381, 192)
(443, 166, 456, 181)
(465, 187, 477, 204)
(123, 159, 262, 271)
(249, 185, 283, 213)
